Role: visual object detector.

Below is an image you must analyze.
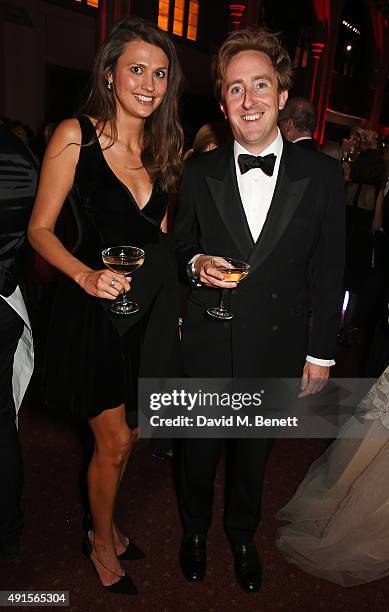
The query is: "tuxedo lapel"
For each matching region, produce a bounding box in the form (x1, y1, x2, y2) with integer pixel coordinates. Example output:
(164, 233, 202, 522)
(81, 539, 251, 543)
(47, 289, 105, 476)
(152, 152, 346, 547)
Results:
(206, 144, 254, 260)
(248, 141, 310, 272)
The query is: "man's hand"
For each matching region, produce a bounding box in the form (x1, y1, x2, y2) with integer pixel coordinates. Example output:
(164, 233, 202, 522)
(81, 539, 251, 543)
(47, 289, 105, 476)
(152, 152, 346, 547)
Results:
(299, 362, 330, 397)
(195, 256, 238, 288)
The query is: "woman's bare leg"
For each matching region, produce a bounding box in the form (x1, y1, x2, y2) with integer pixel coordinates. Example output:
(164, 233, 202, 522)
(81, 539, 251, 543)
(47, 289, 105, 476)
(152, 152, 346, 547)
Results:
(87, 404, 132, 586)
(111, 427, 138, 552)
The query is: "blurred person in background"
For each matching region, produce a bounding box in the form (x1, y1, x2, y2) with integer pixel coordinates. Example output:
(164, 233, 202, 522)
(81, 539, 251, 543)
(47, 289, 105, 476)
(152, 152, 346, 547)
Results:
(183, 121, 231, 160)
(320, 140, 343, 161)
(278, 96, 317, 151)
(0, 121, 36, 559)
(277, 363, 389, 587)
(7, 120, 31, 147)
(362, 147, 389, 375)
(338, 148, 386, 347)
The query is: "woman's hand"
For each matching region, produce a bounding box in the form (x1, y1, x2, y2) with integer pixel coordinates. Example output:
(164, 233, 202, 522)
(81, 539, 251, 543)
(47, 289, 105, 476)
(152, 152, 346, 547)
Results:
(76, 269, 131, 300)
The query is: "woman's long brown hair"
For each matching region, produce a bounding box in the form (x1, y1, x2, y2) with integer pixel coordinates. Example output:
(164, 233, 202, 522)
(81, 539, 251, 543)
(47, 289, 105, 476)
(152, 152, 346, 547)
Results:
(79, 17, 183, 191)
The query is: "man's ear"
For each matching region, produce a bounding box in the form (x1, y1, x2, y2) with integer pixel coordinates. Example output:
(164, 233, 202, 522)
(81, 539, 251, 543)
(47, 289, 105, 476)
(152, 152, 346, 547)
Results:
(279, 90, 288, 111)
(220, 101, 227, 120)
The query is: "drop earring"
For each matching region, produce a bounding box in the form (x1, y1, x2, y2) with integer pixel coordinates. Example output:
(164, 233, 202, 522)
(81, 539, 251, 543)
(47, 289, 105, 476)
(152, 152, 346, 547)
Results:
(106, 81, 112, 91)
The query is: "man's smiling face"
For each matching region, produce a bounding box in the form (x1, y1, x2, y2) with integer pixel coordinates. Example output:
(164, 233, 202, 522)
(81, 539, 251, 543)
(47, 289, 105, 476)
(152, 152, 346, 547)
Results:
(221, 50, 288, 154)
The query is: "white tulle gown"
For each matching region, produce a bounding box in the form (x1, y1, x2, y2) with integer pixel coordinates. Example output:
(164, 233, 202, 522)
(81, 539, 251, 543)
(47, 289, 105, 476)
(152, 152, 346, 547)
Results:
(276, 366, 389, 586)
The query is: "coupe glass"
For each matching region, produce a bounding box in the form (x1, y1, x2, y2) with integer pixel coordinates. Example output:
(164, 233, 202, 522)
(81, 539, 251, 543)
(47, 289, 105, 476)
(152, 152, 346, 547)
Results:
(207, 257, 250, 320)
(102, 245, 145, 315)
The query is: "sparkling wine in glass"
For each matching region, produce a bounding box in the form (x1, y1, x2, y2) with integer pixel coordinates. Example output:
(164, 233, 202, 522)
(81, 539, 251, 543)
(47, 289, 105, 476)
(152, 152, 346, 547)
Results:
(207, 257, 250, 320)
(102, 245, 145, 315)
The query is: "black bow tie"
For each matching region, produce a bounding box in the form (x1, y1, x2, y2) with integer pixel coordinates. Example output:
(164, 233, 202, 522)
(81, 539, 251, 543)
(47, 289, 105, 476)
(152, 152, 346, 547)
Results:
(238, 153, 277, 176)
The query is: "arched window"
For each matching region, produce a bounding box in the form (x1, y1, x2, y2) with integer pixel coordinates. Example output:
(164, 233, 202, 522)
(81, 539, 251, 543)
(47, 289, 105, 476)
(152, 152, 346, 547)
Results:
(158, 0, 199, 41)
(74, 0, 99, 7)
(293, 24, 310, 69)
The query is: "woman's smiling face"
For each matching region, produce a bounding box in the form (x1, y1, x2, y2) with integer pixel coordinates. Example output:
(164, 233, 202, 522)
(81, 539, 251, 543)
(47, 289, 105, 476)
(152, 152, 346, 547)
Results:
(109, 39, 169, 120)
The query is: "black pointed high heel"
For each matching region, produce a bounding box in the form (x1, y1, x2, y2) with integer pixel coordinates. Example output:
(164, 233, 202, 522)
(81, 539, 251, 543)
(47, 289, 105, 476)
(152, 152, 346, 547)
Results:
(81, 534, 138, 595)
(83, 513, 145, 561)
(118, 540, 146, 561)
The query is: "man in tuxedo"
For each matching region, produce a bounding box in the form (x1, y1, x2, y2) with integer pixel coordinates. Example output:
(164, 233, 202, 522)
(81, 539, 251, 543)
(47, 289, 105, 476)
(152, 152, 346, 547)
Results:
(174, 29, 344, 593)
(0, 123, 36, 558)
(278, 96, 318, 151)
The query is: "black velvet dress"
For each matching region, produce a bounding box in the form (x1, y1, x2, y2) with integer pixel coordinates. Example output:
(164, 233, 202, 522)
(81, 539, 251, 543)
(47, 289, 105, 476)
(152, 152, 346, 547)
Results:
(44, 115, 180, 426)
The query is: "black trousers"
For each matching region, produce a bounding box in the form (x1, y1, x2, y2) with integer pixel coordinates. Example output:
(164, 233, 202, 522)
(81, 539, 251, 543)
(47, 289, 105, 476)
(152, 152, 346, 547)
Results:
(0, 299, 24, 549)
(178, 437, 273, 545)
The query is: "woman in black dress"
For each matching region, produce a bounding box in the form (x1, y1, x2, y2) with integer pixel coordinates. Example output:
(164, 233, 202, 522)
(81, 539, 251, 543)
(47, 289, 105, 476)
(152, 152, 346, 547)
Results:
(28, 18, 183, 595)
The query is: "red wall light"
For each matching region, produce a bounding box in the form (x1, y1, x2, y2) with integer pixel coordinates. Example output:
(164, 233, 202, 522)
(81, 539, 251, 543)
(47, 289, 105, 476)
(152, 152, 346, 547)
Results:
(229, 3, 246, 15)
(310, 42, 326, 104)
(229, 3, 246, 29)
(311, 42, 325, 60)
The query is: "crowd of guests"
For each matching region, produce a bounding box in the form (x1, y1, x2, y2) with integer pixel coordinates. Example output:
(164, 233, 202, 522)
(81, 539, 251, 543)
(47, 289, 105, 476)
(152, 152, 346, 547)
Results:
(1, 16, 388, 601)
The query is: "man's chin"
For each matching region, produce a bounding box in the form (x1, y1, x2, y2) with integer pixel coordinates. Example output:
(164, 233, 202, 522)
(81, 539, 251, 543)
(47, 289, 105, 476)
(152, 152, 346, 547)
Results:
(240, 133, 265, 148)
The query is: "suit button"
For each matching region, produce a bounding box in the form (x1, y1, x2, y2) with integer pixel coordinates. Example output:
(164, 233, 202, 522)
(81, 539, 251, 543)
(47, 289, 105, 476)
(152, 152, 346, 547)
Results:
(289, 258, 296, 264)
(271, 292, 278, 299)
(272, 324, 278, 331)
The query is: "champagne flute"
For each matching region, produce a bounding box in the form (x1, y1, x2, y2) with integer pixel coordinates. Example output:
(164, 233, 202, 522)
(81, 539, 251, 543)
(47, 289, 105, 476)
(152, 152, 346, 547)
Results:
(102, 245, 145, 315)
(207, 257, 250, 320)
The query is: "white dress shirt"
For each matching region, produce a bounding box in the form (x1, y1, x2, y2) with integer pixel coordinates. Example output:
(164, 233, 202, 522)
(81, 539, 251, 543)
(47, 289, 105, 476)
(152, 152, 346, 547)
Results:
(189, 129, 334, 367)
(1, 286, 34, 413)
(234, 131, 283, 242)
(292, 136, 313, 144)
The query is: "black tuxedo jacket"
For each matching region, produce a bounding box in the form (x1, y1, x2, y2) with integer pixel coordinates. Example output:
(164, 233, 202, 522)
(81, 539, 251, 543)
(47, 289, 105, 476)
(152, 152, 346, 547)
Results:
(0, 126, 38, 296)
(174, 139, 345, 378)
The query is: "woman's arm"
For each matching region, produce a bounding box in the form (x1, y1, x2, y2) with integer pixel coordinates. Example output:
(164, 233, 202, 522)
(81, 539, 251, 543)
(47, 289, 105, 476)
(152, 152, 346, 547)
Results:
(28, 119, 129, 299)
(160, 211, 168, 233)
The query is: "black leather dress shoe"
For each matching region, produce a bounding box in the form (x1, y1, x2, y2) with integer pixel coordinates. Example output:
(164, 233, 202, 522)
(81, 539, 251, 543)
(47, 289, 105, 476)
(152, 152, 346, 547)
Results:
(232, 542, 262, 594)
(179, 534, 206, 582)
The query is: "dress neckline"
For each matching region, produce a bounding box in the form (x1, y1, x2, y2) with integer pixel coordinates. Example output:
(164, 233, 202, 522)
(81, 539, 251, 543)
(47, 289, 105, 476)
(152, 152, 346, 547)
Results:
(85, 116, 154, 213)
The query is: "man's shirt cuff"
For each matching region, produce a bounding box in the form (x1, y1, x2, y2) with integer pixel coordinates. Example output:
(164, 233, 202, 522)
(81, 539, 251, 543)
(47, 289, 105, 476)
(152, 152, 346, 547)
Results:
(306, 355, 335, 367)
(187, 254, 203, 287)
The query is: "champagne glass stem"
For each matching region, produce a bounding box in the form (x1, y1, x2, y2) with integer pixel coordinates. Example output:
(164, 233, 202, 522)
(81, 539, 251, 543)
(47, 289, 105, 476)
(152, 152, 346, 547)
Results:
(121, 285, 129, 306)
(218, 288, 230, 313)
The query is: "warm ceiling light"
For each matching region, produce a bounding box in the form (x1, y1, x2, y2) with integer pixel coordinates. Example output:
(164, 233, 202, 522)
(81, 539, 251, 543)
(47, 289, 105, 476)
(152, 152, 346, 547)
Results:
(346, 43, 352, 52)
(342, 19, 360, 34)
